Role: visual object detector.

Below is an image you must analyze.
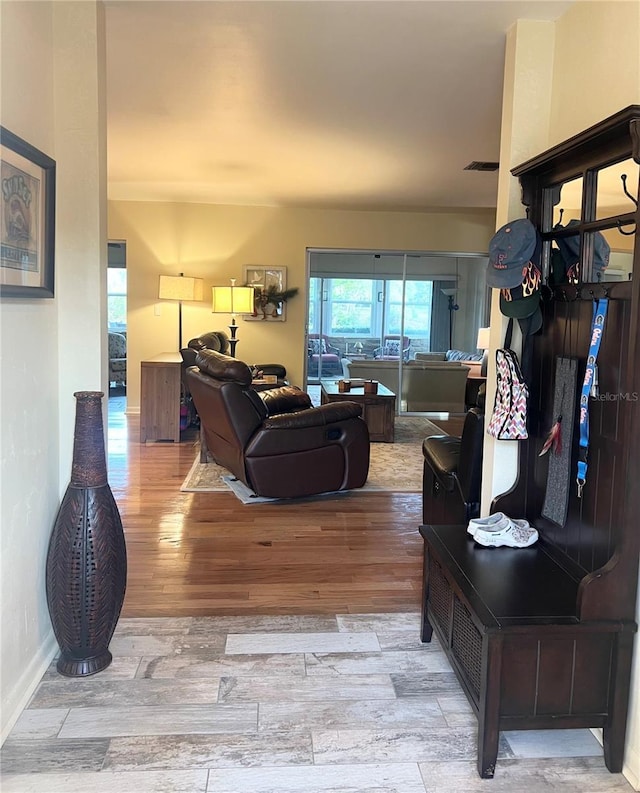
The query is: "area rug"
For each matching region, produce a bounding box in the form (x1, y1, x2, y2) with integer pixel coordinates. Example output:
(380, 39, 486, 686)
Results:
(180, 416, 447, 500)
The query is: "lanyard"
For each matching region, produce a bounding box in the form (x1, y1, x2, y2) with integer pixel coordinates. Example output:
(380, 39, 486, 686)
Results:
(577, 298, 608, 497)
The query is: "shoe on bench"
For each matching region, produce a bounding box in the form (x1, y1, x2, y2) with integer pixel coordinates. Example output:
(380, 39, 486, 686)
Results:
(467, 513, 530, 537)
(473, 520, 539, 548)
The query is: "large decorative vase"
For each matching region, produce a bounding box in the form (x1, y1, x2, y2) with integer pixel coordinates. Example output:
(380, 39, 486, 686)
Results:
(46, 391, 127, 676)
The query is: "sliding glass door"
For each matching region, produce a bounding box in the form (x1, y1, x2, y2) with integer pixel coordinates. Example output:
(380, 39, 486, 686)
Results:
(306, 249, 488, 414)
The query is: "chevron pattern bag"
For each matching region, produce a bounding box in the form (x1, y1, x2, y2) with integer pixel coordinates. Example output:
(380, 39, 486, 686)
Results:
(487, 346, 529, 440)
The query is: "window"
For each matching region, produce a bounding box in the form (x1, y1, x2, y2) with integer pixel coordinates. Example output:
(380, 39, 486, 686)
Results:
(107, 267, 127, 334)
(385, 280, 433, 343)
(327, 279, 377, 335)
(309, 276, 433, 344)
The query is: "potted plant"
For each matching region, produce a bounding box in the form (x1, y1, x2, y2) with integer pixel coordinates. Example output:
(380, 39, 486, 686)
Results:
(252, 285, 299, 319)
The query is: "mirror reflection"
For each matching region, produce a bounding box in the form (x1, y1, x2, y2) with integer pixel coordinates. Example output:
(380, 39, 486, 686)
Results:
(595, 158, 639, 221)
(553, 176, 583, 227)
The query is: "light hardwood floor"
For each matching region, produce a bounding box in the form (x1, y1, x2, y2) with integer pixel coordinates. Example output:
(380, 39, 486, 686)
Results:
(108, 398, 460, 618)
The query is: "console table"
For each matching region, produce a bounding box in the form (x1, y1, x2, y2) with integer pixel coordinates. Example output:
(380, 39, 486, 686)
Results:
(140, 353, 182, 443)
(320, 379, 395, 442)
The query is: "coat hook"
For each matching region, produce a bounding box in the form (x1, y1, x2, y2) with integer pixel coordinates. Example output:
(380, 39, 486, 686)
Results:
(621, 174, 639, 208)
(558, 208, 564, 224)
(617, 217, 637, 236)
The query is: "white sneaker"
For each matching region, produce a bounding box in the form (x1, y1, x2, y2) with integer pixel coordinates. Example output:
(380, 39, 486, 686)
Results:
(467, 512, 508, 537)
(467, 513, 530, 537)
(474, 520, 538, 548)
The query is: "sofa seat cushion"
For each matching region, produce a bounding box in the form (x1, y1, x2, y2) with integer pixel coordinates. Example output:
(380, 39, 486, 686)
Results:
(422, 435, 461, 492)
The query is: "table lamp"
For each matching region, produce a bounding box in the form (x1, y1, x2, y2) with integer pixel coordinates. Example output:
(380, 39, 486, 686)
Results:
(211, 278, 255, 357)
(476, 326, 490, 377)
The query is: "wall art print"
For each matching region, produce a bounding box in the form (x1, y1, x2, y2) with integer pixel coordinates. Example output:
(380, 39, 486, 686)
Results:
(243, 265, 290, 321)
(0, 127, 56, 298)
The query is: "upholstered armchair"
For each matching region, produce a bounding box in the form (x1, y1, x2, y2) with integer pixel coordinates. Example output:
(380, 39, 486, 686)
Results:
(373, 335, 411, 361)
(186, 349, 370, 498)
(108, 332, 127, 387)
(307, 333, 342, 377)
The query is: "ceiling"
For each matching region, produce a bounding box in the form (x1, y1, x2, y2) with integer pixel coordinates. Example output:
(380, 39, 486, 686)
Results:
(105, 0, 572, 212)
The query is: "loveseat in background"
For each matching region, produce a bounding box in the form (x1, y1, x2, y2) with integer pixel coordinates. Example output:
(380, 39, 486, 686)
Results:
(343, 359, 470, 412)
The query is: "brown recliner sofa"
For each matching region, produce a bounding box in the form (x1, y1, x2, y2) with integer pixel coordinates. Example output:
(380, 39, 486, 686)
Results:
(186, 349, 370, 499)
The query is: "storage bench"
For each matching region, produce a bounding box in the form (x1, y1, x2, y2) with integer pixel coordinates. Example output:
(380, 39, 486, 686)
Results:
(419, 524, 636, 778)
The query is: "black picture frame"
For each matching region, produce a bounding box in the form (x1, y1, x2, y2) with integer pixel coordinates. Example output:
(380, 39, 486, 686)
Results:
(0, 126, 56, 298)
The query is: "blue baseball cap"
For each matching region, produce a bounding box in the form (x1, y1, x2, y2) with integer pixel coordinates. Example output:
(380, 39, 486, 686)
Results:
(487, 219, 537, 289)
(555, 219, 610, 272)
(499, 233, 542, 319)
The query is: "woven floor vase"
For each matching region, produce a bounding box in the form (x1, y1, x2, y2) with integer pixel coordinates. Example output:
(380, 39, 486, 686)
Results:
(46, 391, 127, 676)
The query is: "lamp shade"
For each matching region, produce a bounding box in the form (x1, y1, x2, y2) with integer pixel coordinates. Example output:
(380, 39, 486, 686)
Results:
(211, 284, 254, 315)
(158, 274, 204, 302)
(476, 327, 491, 350)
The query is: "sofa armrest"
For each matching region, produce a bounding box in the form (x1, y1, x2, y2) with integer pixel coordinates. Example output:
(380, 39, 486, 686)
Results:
(263, 401, 362, 429)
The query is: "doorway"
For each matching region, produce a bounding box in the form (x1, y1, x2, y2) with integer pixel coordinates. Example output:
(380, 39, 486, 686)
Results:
(306, 248, 488, 413)
(107, 240, 127, 413)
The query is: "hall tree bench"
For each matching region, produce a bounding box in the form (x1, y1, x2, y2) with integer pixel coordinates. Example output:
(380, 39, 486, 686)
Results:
(419, 523, 635, 778)
(420, 107, 640, 779)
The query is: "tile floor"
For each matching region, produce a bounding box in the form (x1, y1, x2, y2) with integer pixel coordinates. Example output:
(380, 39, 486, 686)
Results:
(1, 613, 633, 792)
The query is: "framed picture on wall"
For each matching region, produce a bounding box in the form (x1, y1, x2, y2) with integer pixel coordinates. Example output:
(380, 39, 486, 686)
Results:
(243, 265, 289, 321)
(0, 127, 56, 298)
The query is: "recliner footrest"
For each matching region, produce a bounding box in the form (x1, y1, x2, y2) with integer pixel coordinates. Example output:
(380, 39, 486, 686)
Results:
(422, 435, 461, 492)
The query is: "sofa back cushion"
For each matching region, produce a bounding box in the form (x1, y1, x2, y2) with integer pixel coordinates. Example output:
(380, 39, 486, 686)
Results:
(196, 348, 252, 385)
(445, 349, 483, 362)
(188, 331, 230, 354)
(383, 339, 401, 357)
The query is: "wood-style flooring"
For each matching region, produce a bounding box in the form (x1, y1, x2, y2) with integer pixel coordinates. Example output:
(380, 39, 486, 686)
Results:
(108, 397, 462, 618)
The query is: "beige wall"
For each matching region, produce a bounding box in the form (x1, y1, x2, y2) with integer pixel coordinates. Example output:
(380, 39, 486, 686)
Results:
(550, 1, 640, 147)
(108, 201, 495, 408)
(0, 1, 107, 741)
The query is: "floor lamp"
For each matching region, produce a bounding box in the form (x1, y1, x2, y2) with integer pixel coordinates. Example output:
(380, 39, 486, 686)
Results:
(441, 288, 459, 350)
(211, 279, 255, 357)
(158, 273, 204, 349)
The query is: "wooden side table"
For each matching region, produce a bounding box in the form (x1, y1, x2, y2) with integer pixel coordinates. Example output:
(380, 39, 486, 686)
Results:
(320, 379, 396, 442)
(140, 353, 182, 443)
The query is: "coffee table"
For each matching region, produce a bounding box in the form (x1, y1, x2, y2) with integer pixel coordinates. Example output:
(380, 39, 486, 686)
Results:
(320, 379, 396, 442)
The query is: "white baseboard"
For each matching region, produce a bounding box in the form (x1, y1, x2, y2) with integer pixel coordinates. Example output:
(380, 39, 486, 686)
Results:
(1, 630, 58, 745)
(623, 744, 640, 791)
(125, 406, 140, 415)
(592, 727, 640, 790)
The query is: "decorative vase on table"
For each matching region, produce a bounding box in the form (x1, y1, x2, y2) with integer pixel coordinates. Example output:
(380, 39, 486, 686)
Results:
(46, 391, 127, 677)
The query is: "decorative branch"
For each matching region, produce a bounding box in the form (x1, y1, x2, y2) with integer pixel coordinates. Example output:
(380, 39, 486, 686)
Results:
(249, 285, 299, 319)
(253, 285, 299, 307)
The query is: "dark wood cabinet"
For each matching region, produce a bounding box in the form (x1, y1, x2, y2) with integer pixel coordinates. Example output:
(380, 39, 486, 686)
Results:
(320, 380, 396, 442)
(421, 106, 640, 779)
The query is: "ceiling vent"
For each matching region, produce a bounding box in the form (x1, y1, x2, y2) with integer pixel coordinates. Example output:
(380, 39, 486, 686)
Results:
(464, 161, 499, 172)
